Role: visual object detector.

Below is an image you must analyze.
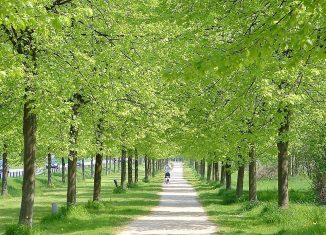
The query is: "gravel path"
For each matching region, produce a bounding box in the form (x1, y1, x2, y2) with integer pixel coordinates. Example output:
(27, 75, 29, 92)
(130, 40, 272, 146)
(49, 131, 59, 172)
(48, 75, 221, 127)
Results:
(118, 162, 217, 235)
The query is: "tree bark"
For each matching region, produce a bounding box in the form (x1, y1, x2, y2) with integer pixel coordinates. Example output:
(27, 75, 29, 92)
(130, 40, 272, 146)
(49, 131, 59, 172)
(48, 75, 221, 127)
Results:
(47, 153, 52, 187)
(214, 162, 219, 181)
(61, 157, 65, 183)
(67, 152, 77, 206)
(200, 159, 205, 178)
(249, 144, 257, 201)
(127, 150, 133, 186)
(135, 149, 139, 183)
(152, 159, 155, 177)
(195, 161, 199, 173)
(93, 153, 103, 201)
(148, 157, 151, 176)
(82, 158, 85, 180)
(277, 108, 290, 208)
(93, 117, 104, 201)
(314, 172, 326, 205)
(225, 162, 232, 190)
(220, 163, 226, 185)
(207, 162, 212, 181)
(19, 101, 37, 227)
(236, 165, 245, 197)
(113, 158, 116, 173)
(144, 156, 149, 181)
(1, 144, 8, 196)
(120, 148, 127, 188)
(67, 94, 81, 207)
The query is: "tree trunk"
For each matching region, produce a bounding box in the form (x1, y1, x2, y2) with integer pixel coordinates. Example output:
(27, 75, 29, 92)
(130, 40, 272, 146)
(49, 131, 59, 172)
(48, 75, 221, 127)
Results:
(82, 158, 85, 180)
(236, 165, 245, 197)
(152, 159, 155, 177)
(61, 157, 65, 183)
(93, 153, 103, 201)
(120, 148, 127, 188)
(314, 172, 326, 205)
(47, 153, 52, 187)
(105, 156, 108, 176)
(67, 152, 77, 206)
(249, 144, 257, 201)
(290, 156, 293, 177)
(6, 25, 38, 228)
(135, 150, 139, 183)
(144, 156, 149, 181)
(19, 102, 37, 227)
(277, 108, 290, 208)
(200, 159, 205, 178)
(127, 150, 133, 186)
(207, 162, 212, 181)
(148, 158, 151, 176)
(67, 95, 81, 207)
(225, 162, 232, 190)
(113, 158, 116, 173)
(220, 163, 226, 185)
(214, 162, 219, 181)
(1, 144, 8, 196)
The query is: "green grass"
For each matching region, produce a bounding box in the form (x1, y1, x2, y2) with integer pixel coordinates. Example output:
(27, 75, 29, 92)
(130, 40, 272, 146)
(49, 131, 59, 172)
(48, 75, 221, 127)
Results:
(184, 167, 326, 235)
(0, 166, 163, 235)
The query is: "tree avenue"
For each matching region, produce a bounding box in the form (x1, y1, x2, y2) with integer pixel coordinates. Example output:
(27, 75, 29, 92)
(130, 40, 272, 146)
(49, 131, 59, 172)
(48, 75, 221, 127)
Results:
(0, 0, 325, 230)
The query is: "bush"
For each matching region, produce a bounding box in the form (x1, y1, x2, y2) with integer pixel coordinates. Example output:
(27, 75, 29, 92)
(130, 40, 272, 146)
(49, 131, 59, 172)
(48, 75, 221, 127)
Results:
(260, 203, 282, 223)
(260, 202, 326, 228)
(4, 224, 31, 235)
(41, 206, 68, 223)
(142, 178, 150, 183)
(127, 183, 138, 188)
(217, 189, 238, 205)
(277, 224, 326, 235)
(113, 186, 126, 194)
(242, 200, 260, 211)
(85, 200, 105, 210)
(41, 204, 90, 223)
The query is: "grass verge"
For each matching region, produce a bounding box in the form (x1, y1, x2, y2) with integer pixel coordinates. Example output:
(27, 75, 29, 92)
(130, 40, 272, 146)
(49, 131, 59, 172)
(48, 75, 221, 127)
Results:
(184, 166, 326, 235)
(0, 166, 162, 235)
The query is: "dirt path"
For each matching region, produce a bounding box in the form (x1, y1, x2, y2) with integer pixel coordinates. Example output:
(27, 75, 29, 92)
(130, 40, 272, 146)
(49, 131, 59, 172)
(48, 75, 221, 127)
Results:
(118, 162, 217, 235)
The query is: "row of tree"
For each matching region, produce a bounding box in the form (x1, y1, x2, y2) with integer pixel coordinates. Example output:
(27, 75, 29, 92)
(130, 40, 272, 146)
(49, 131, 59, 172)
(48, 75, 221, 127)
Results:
(163, 0, 325, 207)
(1, 0, 177, 228)
(1, 0, 325, 229)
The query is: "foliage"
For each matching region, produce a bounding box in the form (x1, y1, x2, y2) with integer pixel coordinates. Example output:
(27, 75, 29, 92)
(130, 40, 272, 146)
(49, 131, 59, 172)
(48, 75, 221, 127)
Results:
(0, 0, 325, 229)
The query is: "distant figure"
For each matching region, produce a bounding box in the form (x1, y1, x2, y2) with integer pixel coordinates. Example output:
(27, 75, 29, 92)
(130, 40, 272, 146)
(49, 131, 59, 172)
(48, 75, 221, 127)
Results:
(164, 163, 171, 184)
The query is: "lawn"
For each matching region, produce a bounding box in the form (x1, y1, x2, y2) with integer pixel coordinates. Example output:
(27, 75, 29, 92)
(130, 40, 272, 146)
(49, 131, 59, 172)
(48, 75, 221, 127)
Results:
(0, 166, 163, 235)
(184, 166, 326, 235)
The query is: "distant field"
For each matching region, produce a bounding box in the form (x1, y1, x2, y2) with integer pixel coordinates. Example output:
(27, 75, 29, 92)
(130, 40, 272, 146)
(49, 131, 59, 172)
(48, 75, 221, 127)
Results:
(184, 167, 326, 235)
(0, 166, 163, 235)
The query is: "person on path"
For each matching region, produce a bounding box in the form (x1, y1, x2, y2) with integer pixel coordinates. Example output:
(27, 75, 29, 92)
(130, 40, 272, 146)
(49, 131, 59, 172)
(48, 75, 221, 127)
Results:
(164, 163, 171, 183)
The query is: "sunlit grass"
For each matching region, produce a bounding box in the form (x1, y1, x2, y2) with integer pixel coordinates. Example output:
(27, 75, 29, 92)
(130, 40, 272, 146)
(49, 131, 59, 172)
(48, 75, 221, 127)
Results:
(184, 167, 326, 235)
(0, 166, 163, 235)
